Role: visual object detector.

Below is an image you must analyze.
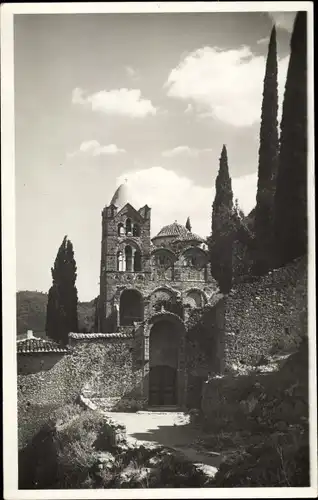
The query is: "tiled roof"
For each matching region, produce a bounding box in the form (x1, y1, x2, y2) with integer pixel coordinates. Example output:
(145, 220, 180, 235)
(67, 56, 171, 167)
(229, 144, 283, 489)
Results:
(69, 332, 133, 340)
(17, 337, 69, 354)
(152, 222, 204, 243)
(174, 231, 205, 243)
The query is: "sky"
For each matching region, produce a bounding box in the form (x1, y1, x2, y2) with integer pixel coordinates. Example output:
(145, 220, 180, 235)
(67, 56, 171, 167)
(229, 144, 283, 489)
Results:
(14, 11, 296, 301)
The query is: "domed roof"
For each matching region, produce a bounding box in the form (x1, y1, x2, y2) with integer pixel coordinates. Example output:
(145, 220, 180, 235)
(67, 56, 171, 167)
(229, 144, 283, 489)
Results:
(109, 180, 131, 210)
(155, 221, 189, 239)
(152, 221, 204, 243)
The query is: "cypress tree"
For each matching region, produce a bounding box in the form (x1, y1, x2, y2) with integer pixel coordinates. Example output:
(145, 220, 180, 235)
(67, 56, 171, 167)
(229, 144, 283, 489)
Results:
(46, 236, 78, 345)
(274, 12, 307, 266)
(253, 25, 279, 275)
(185, 216, 192, 232)
(209, 145, 234, 293)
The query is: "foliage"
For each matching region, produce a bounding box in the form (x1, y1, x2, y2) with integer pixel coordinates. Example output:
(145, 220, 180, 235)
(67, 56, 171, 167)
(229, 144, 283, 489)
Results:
(19, 402, 208, 489)
(211, 430, 309, 487)
(17, 290, 96, 336)
(274, 12, 308, 267)
(209, 145, 234, 293)
(45, 236, 79, 344)
(16, 291, 49, 338)
(19, 403, 122, 489)
(202, 340, 309, 487)
(18, 402, 61, 450)
(253, 26, 279, 276)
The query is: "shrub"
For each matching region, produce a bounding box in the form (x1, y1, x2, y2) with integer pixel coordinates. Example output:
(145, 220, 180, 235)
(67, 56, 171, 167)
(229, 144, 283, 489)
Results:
(19, 404, 124, 489)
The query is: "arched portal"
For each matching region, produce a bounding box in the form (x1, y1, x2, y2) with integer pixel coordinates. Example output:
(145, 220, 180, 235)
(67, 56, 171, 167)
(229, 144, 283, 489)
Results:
(119, 289, 143, 326)
(148, 319, 181, 406)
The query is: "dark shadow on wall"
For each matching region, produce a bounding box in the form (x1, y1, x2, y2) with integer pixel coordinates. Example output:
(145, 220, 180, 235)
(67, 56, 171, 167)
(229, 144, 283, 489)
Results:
(17, 353, 69, 375)
(105, 309, 118, 333)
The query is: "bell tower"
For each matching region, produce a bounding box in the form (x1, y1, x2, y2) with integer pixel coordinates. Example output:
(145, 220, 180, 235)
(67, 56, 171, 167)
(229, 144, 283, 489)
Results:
(98, 182, 151, 332)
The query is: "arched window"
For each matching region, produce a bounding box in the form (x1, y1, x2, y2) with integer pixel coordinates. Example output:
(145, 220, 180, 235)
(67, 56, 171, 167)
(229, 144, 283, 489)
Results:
(117, 251, 124, 271)
(183, 256, 196, 267)
(133, 223, 140, 237)
(182, 249, 206, 269)
(125, 245, 133, 271)
(155, 253, 173, 269)
(184, 290, 205, 308)
(118, 223, 125, 236)
(126, 218, 132, 235)
(134, 250, 142, 271)
(120, 289, 144, 326)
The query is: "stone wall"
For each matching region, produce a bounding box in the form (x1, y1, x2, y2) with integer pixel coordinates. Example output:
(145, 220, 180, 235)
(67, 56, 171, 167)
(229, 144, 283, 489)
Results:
(185, 297, 225, 408)
(224, 256, 307, 369)
(18, 338, 144, 447)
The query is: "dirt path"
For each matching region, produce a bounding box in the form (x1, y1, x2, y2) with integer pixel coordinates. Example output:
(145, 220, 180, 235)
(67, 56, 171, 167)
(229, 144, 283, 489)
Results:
(106, 411, 221, 474)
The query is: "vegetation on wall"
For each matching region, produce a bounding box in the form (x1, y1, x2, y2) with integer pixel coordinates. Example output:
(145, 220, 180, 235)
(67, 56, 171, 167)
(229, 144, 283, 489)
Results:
(45, 236, 79, 344)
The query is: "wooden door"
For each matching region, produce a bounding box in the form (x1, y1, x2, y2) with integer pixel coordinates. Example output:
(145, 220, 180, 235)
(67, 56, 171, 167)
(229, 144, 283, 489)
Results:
(149, 365, 177, 406)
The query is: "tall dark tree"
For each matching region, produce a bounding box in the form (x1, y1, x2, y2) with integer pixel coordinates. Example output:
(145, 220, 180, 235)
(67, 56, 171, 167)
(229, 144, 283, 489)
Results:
(185, 216, 192, 232)
(253, 25, 279, 275)
(274, 12, 307, 267)
(46, 236, 78, 345)
(209, 145, 234, 293)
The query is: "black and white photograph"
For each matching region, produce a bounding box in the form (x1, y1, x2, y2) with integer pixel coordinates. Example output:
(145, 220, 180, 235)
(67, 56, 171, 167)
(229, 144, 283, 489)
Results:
(1, 2, 316, 498)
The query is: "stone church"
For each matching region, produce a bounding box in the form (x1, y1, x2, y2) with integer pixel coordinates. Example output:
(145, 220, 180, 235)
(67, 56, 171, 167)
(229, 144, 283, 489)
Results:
(95, 180, 225, 408)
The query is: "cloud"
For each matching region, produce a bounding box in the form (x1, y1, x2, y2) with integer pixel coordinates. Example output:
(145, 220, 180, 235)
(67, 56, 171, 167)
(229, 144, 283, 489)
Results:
(116, 166, 257, 238)
(257, 36, 270, 45)
(125, 65, 139, 80)
(69, 140, 125, 157)
(72, 87, 156, 118)
(165, 46, 289, 127)
(162, 146, 213, 158)
(269, 12, 296, 33)
(185, 103, 193, 114)
(95, 144, 126, 155)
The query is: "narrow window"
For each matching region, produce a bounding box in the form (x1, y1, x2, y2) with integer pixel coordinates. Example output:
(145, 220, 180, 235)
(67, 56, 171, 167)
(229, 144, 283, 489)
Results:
(125, 246, 133, 271)
(117, 251, 124, 271)
(118, 223, 125, 236)
(126, 218, 132, 235)
(133, 224, 140, 237)
(134, 250, 142, 271)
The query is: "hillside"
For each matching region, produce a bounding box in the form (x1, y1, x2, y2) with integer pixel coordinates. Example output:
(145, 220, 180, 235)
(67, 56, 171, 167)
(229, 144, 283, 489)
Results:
(16, 291, 96, 337)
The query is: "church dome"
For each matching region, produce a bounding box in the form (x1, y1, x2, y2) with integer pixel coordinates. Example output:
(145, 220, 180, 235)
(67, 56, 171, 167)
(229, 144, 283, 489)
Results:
(109, 180, 132, 210)
(152, 221, 205, 245)
(155, 221, 189, 239)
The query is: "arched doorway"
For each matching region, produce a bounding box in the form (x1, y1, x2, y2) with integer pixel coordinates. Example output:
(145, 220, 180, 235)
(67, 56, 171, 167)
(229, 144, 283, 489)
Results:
(119, 289, 143, 326)
(148, 319, 179, 406)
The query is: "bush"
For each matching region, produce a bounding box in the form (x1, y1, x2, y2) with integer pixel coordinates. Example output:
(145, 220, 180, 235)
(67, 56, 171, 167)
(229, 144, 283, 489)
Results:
(18, 402, 62, 449)
(19, 403, 124, 489)
(212, 430, 309, 487)
(201, 341, 309, 487)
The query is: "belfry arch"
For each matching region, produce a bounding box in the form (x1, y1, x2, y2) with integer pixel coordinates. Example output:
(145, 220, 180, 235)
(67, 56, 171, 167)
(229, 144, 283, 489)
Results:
(119, 289, 144, 326)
